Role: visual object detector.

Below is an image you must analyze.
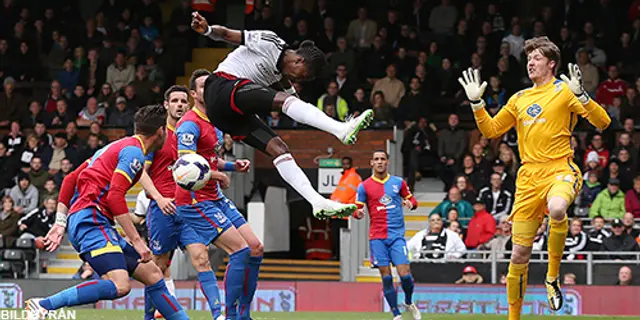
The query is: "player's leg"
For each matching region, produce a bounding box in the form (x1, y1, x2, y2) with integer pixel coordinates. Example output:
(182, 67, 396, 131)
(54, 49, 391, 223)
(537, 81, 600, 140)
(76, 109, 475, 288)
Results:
(232, 80, 373, 144)
(178, 202, 250, 319)
(389, 238, 420, 320)
(128, 244, 189, 320)
(371, 239, 401, 318)
(183, 243, 223, 319)
(506, 177, 545, 320)
(545, 165, 581, 310)
(240, 117, 357, 218)
(219, 198, 263, 318)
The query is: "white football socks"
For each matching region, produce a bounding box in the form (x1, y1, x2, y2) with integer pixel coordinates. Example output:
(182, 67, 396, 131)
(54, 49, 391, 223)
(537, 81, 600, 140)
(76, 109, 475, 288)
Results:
(273, 153, 325, 206)
(165, 278, 176, 296)
(282, 96, 344, 137)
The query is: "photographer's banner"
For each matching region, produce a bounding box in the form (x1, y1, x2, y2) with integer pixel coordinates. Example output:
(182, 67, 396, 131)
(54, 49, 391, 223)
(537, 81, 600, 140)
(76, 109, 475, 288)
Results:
(384, 285, 582, 315)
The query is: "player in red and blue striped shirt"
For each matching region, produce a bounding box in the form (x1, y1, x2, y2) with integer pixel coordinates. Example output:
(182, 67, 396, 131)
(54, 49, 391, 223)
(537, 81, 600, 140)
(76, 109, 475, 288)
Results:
(26, 105, 189, 320)
(354, 150, 421, 320)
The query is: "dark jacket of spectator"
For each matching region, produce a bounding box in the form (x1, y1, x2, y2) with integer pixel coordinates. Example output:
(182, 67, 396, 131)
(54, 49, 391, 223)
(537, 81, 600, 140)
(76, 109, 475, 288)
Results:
(17, 206, 54, 238)
(579, 180, 603, 208)
(588, 228, 611, 251)
(0, 207, 19, 245)
(438, 127, 467, 161)
(464, 208, 496, 249)
(0, 88, 27, 123)
(477, 186, 513, 221)
(602, 233, 640, 260)
(0, 153, 17, 190)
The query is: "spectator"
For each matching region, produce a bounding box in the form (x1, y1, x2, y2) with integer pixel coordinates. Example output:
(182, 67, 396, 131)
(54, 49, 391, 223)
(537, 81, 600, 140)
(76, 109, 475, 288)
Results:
(454, 265, 483, 284)
(363, 36, 390, 82)
(28, 157, 51, 192)
(56, 58, 80, 95)
(22, 100, 46, 129)
(48, 99, 73, 128)
(576, 49, 599, 97)
(446, 207, 460, 226)
(622, 88, 640, 122)
(123, 84, 141, 111)
(402, 117, 437, 190)
(460, 154, 486, 191)
(596, 65, 628, 106)
(140, 16, 159, 43)
(564, 218, 588, 260)
(43, 80, 63, 113)
(618, 148, 636, 183)
(8, 172, 38, 214)
(79, 134, 101, 162)
(53, 158, 73, 187)
(448, 220, 462, 238)
(33, 122, 53, 148)
(464, 200, 496, 249)
(65, 121, 83, 150)
(563, 273, 577, 285)
(532, 220, 548, 252)
(131, 66, 153, 106)
(88, 122, 109, 147)
(3, 121, 22, 156)
(453, 174, 476, 204)
(396, 77, 426, 125)
(584, 134, 609, 168)
(73, 262, 99, 280)
(18, 134, 48, 169)
(333, 64, 356, 101)
(349, 88, 371, 117)
(330, 156, 362, 206)
(17, 196, 55, 239)
(623, 212, 639, 238)
(80, 48, 106, 96)
(428, 0, 457, 35)
(502, 24, 524, 62)
(15, 41, 39, 81)
(0, 77, 26, 125)
(577, 37, 606, 68)
(371, 64, 405, 108)
(371, 91, 394, 127)
(438, 114, 467, 189)
(477, 172, 514, 221)
(602, 218, 640, 260)
(0, 142, 18, 191)
(571, 135, 585, 171)
(626, 176, 640, 218)
(106, 52, 135, 91)
(471, 143, 491, 175)
(590, 178, 626, 219)
(407, 213, 466, 260)
(617, 266, 633, 285)
(316, 17, 337, 54)
(613, 132, 638, 167)
(38, 178, 58, 207)
(576, 171, 603, 216)
(0, 196, 19, 246)
(96, 83, 115, 109)
(480, 216, 512, 260)
(328, 37, 356, 77)
(485, 76, 506, 114)
(492, 158, 516, 193)
(108, 96, 135, 134)
(498, 147, 519, 179)
(587, 215, 611, 251)
(431, 187, 474, 228)
(317, 81, 348, 121)
(346, 7, 377, 49)
(77, 97, 106, 126)
(48, 133, 77, 173)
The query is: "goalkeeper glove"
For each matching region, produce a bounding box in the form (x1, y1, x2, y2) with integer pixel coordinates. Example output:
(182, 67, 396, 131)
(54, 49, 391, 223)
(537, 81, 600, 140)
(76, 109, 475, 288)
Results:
(560, 63, 590, 104)
(458, 68, 488, 111)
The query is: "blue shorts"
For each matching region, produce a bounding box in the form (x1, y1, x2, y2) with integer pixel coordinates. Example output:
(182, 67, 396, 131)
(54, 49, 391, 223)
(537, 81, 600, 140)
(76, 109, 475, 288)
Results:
(370, 238, 410, 267)
(68, 208, 140, 276)
(177, 200, 232, 245)
(146, 200, 201, 255)
(213, 196, 246, 229)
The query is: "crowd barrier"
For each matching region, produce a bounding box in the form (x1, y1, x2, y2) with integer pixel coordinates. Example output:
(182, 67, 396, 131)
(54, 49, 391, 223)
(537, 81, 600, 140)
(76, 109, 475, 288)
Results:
(2, 280, 640, 316)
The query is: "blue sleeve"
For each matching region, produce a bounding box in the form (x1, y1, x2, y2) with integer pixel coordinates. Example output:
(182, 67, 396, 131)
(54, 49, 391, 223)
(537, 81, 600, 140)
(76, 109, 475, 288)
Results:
(176, 121, 200, 153)
(115, 146, 145, 183)
(144, 151, 155, 165)
(356, 183, 367, 205)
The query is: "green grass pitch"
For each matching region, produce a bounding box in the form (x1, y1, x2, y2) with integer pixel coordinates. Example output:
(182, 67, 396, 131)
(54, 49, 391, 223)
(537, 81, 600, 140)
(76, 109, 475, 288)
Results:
(37, 310, 640, 320)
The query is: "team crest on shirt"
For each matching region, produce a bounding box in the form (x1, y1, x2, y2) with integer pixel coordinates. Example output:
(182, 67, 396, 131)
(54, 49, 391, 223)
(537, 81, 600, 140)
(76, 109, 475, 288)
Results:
(180, 133, 195, 146)
(214, 211, 227, 224)
(130, 158, 142, 173)
(151, 239, 161, 252)
(392, 184, 399, 193)
(526, 104, 542, 118)
(380, 194, 392, 205)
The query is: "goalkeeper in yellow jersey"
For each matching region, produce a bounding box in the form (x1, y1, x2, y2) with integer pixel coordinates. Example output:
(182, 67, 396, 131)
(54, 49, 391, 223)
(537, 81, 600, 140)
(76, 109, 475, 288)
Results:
(458, 36, 610, 319)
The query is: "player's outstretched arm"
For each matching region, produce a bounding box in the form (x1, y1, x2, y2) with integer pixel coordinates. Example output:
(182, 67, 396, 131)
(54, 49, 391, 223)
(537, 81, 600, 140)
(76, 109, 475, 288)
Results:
(191, 12, 242, 45)
(459, 68, 516, 138)
(218, 158, 251, 173)
(561, 63, 611, 130)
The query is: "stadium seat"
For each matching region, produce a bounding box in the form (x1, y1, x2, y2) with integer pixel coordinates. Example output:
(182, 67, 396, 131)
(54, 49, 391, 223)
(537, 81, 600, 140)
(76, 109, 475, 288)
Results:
(3, 249, 26, 278)
(15, 238, 36, 261)
(0, 261, 14, 278)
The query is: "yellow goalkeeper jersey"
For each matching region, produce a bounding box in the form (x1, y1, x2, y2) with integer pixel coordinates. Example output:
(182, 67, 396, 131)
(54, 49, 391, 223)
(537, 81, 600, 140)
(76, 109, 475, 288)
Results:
(474, 78, 611, 164)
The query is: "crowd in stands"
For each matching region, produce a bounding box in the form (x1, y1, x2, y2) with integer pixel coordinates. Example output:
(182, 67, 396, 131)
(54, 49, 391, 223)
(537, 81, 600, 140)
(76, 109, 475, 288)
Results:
(0, 0, 198, 249)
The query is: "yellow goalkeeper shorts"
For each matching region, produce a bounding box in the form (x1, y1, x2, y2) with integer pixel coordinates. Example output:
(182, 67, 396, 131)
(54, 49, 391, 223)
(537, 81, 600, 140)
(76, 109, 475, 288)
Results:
(509, 158, 582, 247)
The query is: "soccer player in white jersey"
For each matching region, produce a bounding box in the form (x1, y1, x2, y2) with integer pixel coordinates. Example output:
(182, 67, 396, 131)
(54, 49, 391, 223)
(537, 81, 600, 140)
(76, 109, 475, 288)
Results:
(191, 12, 373, 219)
